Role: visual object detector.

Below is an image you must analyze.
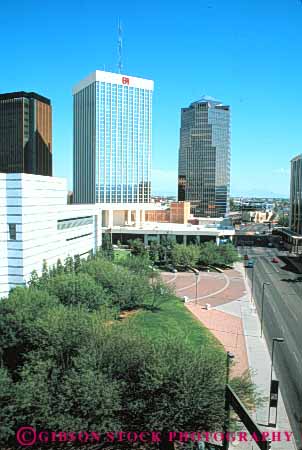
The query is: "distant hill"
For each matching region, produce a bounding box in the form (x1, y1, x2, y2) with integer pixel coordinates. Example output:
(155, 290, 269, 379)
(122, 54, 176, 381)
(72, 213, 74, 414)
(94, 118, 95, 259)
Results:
(231, 188, 289, 199)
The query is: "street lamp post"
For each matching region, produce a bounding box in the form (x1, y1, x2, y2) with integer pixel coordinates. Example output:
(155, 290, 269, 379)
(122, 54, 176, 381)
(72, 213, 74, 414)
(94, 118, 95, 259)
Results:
(151, 265, 157, 308)
(251, 262, 256, 303)
(268, 337, 284, 426)
(260, 282, 270, 338)
(223, 352, 235, 450)
(226, 351, 235, 386)
(195, 271, 199, 305)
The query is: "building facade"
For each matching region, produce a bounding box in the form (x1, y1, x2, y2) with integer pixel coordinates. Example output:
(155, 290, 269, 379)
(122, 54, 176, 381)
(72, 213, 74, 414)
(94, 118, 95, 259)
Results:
(290, 154, 302, 235)
(275, 154, 302, 254)
(0, 92, 52, 175)
(0, 174, 102, 298)
(73, 70, 153, 204)
(145, 201, 191, 224)
(178, 96, 230, 218)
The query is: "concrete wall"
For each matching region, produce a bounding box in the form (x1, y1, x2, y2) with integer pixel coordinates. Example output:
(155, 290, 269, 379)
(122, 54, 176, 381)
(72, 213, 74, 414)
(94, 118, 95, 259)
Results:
(0, 173, 102, 299)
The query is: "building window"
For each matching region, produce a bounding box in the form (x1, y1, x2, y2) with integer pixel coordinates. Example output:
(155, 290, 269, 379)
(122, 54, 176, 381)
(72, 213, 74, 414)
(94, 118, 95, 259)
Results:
(57, 216, 93, 230)
(9, 223, 17, 240)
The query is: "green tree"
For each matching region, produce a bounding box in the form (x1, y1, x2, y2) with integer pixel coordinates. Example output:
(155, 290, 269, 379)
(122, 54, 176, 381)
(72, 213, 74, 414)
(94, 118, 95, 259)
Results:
(230, 369, 266, 411)
(0, 368, 15, 442)
(56, 258, 64, 275)
(48, 264, 57, 278)
(46, 272, 109, 310)
(118, 253, 153, 276)
(10, 307, 119, 434)
(0, 288, 59, 372)
(159, 235, 176, 262)
(28, 270, 39, 288)
(199, 241, 223, 266)
(41, 259, 49, 283)
(73, 254, 81, 273)
(149, 241, 161, 262)
(81, 257, 151, 310)
(128, 238, 147, 256)
(94, 330, 226, 433)
(170, 244, 200, 267)
(102, 232, 114, 259)
(218, 242, 240, 265)
(64, 255, 74, 273)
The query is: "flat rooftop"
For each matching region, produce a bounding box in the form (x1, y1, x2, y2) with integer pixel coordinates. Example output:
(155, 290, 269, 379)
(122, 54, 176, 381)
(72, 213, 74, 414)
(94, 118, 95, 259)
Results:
(109, 222, 235, 236)
(0, 91, 51, 105)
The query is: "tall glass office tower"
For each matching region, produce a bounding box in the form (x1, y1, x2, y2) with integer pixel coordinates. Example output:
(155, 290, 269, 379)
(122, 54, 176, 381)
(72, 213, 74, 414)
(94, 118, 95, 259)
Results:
(73, 70, 153, 204)
(178, 96, 230, 217)
(290, 154, 302, 235)
(0, 92, 52, 175)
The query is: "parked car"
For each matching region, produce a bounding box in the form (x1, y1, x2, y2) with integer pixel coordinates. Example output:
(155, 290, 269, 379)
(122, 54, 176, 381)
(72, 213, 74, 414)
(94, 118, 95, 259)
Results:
(244, 254, 249, 260)
(271, 257, 279, 263)
(268, 242, 273, 247)
(167, 264, 178, 273)
(245, 260, 254, 268)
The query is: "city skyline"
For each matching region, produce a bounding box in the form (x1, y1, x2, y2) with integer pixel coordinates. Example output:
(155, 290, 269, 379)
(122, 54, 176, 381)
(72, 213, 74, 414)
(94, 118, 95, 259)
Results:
(1, 0, 302, 197)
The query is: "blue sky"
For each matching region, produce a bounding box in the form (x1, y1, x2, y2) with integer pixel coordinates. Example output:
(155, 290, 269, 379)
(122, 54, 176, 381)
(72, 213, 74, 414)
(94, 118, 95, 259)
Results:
(1, 0, 302, 197)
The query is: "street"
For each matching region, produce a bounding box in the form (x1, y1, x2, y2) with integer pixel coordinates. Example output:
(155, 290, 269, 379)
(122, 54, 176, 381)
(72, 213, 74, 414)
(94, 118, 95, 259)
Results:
(240, 245, 302, 448)
(237, 223, 270, 234)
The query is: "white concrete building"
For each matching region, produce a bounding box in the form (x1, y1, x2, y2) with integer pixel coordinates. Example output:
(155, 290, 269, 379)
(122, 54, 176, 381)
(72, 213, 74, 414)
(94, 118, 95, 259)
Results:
(0, 173, 102, 298)
(108, 221, 235, 246)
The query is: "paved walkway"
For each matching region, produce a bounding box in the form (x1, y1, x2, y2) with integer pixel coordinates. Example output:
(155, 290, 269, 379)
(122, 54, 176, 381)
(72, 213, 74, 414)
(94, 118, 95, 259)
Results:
(186, 304, 249, 378)
(230, 262, 296, 450)
(162, 266, 296, 450)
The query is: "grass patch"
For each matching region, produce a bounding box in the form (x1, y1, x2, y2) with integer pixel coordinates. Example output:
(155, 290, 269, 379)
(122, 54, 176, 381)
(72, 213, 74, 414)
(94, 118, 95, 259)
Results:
(114, 249, 131, 262)
(126, 294, 224, 353)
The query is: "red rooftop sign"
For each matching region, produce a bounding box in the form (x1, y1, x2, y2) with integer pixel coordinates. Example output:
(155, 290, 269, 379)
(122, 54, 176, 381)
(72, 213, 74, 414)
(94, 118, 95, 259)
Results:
(122, 77, 130, 85)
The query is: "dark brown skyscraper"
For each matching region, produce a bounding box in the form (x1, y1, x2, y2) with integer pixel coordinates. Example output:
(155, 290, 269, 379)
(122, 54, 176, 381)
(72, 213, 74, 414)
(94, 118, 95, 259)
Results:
(0, 92, 52, 175)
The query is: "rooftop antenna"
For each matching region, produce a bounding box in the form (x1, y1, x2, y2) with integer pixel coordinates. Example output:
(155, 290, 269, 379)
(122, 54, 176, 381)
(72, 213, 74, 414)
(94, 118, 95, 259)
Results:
(117, 18, 123, 73)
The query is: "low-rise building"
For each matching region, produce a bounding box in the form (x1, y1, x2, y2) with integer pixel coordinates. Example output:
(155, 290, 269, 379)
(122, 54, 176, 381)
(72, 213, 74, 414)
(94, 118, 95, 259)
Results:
(108, 221, 235, 247)
(0, 173, 102, 298)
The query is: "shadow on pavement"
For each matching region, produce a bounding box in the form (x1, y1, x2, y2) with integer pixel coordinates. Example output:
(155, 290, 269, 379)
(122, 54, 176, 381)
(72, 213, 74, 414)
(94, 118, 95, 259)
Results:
(277, 256, 302, 274)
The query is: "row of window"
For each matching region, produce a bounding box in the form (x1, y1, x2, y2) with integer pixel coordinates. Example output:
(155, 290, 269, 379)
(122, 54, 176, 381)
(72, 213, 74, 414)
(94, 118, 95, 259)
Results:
(7, 217, 94, 241)
(57, 216, 93, 230)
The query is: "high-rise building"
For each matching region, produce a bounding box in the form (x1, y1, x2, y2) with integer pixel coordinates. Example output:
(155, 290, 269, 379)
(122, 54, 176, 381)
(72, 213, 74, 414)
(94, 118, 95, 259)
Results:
(73, 70, 153, 204)
(0, 92, 52, 175)
(178, 96, 230, 218)
(290, 154, 302, 235)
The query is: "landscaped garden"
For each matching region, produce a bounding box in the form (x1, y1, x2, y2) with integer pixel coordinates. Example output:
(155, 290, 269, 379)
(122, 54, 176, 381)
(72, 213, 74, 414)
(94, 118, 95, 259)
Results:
(0, 241, 258, 449)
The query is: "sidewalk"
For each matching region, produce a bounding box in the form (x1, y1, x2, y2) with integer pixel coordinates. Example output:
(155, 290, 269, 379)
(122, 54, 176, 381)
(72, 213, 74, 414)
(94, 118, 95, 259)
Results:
(219, 262, 296, 450)
(185, 264, 296, 450)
